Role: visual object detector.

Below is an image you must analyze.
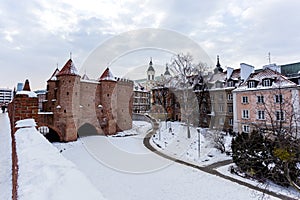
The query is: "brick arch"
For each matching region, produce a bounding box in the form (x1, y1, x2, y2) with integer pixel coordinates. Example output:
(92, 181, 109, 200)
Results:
(37, 123, 63, 142)
(77, 122, 100, 137)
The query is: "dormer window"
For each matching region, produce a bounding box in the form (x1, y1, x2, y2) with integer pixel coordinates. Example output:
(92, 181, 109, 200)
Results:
(248, 81, 256, 88)
(227, 81, 234, 87)
(216, 82, 223, 88)
(262, 79, 271, 87)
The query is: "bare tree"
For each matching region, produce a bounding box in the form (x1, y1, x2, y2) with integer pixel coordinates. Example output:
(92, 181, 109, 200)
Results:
(232, 77, 300, 196)
(168, 53, 208, 138)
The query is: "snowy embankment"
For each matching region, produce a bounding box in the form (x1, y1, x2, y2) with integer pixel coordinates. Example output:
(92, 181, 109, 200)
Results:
(217, 164, 300, 199)
(151, 121, 232, 167)
(15, 119, 106, 200)
(0, 113, 12, 200)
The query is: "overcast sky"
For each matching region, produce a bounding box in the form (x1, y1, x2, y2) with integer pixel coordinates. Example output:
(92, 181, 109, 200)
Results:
(1, 0, 300, 90)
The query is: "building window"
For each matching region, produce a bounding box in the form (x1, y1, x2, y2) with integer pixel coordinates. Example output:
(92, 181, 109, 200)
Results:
(152, 75, 154, 80)
(275, 94, 283, 103)
(242, 125, 250, 133)
(211, 95, 214, 101)
(216, 82, 223, 88)
(276, 110, 284, 121)
(227, 81, 234, 87)
(227, 94, 233, 100)
(257, 110, 265, 120)
(262, 79, 271, 87)
(242, 109, 249, 119)
(228, 105, 233, 113)
(219, 118, 224, 125)
(219, 94, 223, 100)
(242, 96, 248, 104)
(219, 104, 224, 112)
(248, 81, 256, 88)
(257, 95, 264, 103)
(229, 118, 233, 125)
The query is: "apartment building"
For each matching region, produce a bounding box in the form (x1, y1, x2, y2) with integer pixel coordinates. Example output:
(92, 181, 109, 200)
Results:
(0, 88, 12, 105)
(233, 68, 299, 134)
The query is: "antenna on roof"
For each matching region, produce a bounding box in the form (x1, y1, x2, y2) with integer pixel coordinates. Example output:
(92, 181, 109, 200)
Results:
(268, 52, 271, 64)
(70, 52, 72, 59)
(56, 63, 59, 69)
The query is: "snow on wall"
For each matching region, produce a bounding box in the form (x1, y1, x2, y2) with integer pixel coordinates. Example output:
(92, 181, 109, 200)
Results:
(15, 120, 106, 200)
(16, 91, 37, 98)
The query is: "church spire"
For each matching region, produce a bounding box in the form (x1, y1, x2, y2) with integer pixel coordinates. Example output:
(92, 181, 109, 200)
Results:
(214, 55, 223, 73)
(147, 57, 155, 72)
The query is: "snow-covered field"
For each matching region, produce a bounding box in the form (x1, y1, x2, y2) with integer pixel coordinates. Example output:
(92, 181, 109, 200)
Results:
(0, 116, 285, 200)
(151, 121, 232, 166)
(54, 121, 279, 200)
(0, 113, 12, 200)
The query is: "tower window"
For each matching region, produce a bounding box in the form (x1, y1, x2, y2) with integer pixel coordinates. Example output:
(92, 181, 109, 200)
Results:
(152, 75, 154, 80)
(148, 75, 150, 80)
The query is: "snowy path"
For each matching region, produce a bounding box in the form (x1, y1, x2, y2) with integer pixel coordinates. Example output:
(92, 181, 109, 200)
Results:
(59, 128, 281, 200)
(0, 113, 12, 200)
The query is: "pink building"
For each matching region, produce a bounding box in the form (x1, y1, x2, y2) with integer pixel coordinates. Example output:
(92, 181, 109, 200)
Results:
(233, 68, 300, 134)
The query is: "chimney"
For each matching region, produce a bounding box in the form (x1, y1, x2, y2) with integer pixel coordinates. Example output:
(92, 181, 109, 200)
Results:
(226, 67, 234, 79)
(240, 63, 254, 81)
(23, 79, 31, 91)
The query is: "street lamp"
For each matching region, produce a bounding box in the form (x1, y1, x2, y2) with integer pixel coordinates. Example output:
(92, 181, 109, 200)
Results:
(197, 128, 201, 159)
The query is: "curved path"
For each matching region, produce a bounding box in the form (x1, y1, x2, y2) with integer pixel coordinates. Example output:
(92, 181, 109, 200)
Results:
(143, 121, 297, 200)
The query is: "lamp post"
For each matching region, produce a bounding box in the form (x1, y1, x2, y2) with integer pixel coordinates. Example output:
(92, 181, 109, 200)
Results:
(159, 119, 161, 141)
(197, 128, 201, 159)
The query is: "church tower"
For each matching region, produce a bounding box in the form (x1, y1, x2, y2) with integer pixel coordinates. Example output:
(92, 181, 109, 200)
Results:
(214, 55, 224, 73)
(164, 64, 171, 79)
(147, 57, 155, 81)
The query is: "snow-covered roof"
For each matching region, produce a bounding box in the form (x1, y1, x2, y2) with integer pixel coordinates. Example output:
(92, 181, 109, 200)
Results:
(56, 59, 79, 76)
(99, 68, 117, 82)
(234, 68, 297, 92)
(16, 90, 38, 98)
(48, 68, 60, 81)
(81, 73, 90, 80)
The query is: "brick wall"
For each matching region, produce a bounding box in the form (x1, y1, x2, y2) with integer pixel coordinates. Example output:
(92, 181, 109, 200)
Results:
(8, 93, 38, 200)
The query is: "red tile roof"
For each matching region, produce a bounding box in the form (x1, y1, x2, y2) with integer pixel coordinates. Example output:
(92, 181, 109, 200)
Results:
(48, 68, 60, 81)
(57, 59, 79, 76)
(99, 68, 116, 81)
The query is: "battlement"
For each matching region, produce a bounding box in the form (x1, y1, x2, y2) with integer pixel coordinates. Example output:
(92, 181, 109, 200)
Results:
(116, 77, 134, 86)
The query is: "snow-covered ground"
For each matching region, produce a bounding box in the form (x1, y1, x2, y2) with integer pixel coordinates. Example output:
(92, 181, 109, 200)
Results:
(151, 121, 232, 166)
(15, 119, 106, 200)
(0, 113, 12, 200)
(54, 121, 279, 200)
(0, 116, 286, 200)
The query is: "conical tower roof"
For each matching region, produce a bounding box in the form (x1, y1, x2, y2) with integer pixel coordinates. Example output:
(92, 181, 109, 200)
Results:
(48, 68, 60, 81)
(82, 73, 90, 80)
(99, 68, 116, 81)
(23, 79, 31, 91)
(56, 59, 79, 76)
